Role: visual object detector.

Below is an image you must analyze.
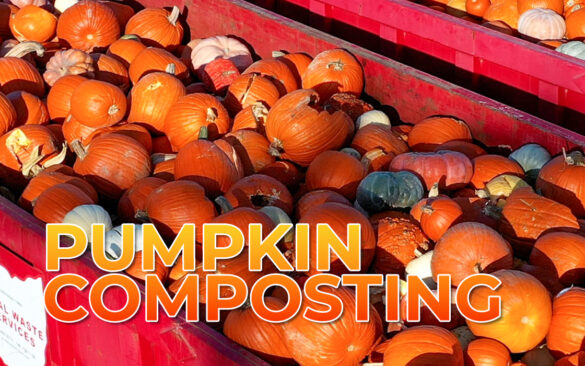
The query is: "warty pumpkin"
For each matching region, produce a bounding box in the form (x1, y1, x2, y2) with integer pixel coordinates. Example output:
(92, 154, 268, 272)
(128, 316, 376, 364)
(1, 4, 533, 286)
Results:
(470, 154, 525, 189)
(106, 36, 147, 68)
(529, 232, 585, 287)
(43, 49, 95, 87)
(305, 150, 366, 201)
(466, 270, 552, 353)
(222, 130, 275, 175)
(124, 6, 183, 51)
(411, 193, 463, 241)
(546, 287, 585, 358)
(301, 48, 364, 101)
(465, 338, 512, 366)
(224, 174, 294, 215)
(9, 5, 57, 43)
(264, 89, 354, 166)
(536, 150, 585, 217)
(243, 58, 299, 95)
(283, 286, 383, 366)
(32, 182, 95, 223)
(90, 53, 130, 92)
(127, 71, 186, 135)
(0, 41, 45, 96)
(46, 75, 87, 123)
(408, 116, 472, 152)
(7, 91, 49, 126)
(431, 222, 514, 286)
(70, 80, 127, 128)
(0, 92, 17, 135)
(73, 133, 151, 199)
(350, 124, 409, 156)
(128, 47, 189, 84)
(224, 73, 281, 115)
(56, 0, 120, 52)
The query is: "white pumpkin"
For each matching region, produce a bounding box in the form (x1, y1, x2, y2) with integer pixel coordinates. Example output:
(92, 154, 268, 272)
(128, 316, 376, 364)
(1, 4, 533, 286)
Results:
(54, 0, 79, 13)
(190, 36, 253, 72)
(259, 206, 294, 244)
(518, 9, 566, 41)
(509, 143, 551, 180)
(7, 0, 47, 8)
(556, 40, 585, 60)
(356, 110, 391, 129)
(340, 147, 362, 160)
(405, 250, 436, 289)
(105, 224, 144, 259)
(62, 205, 112, 241)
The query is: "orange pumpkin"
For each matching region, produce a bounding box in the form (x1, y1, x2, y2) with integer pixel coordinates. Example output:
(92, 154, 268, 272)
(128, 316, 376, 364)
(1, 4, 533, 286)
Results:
(431, 222, 514, 285)
(258, 160, 303, 190)
(127, 72, 186, 135)
(128, 47, 189, 84)
(529, 232, 585, 287)
(84, 123, 152, 152)
(554, 352, 585, 366)
(411, 195, 463, 241)
(117, 177, 166, 223)
(483, 0, 520, 29)
(466, 270, 552, 353)
(537, 151, 585, 217)
(152, 135, 173, 154)
(547, 288, 585, 358)
(32, 182, 95, 223)
(467, 0, 492, 16)
(351, 124, 410, 156)
(211, 199, 275, 247)
(145, 180, 216, 242)
(124, 6, 183, 51)
(382, 325, 464, 366)
(452, 196, 499, 229)
(152, 156, 174, 181)
(275, 51, 313, 86)
(566, 8, 585, 39)
(7, 91, 49, 126)
(56, 0, 120, 52)
(465, 338, 512, 366)
(243, 58, 299, 95)
(90, 53, 130, 92)
(517, 0, 563, 14)
(125, 250, 168, 283)
(434, 140, 486, 159)
(265, 89, 354, 166)
(305, 150, 366, 201)
(302, 48, 364, 100)
(61, 114, 98, 147)
(47, 75, 87, 123)
(224, 174, 294, 215)
(70, 80, 127, 128)
(231, 102, 269, 133)
(0, 42, 45, 96)
(470, 154, 525, 189)
(102, 1, 135, 29)
(223, 130, 275, 175)
(295, 189, 352, 220)
(224, 73, 281, 115)
(106, 36, 147, 68)
(283, 286, 383, 366)
(164, 94, 231, 150)
(408, 116, 472, 152)
(0, 92, 17, 134)
(10, 5, 57, 42)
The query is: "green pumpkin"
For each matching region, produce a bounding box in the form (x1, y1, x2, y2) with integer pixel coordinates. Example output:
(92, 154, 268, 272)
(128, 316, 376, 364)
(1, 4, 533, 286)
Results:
(356, 171, 424, 212)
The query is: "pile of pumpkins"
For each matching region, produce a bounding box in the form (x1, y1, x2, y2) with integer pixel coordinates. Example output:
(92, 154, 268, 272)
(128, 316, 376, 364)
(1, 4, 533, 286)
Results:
(423, 0, 585, 59)
(0, 0, 584, 365)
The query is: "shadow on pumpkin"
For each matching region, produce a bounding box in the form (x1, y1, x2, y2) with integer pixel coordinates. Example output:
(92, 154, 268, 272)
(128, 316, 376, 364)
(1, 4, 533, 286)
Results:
(536, 179, 585, 218)
(529, 246, 585, 288)
(177, 175, 225, 199)
(93, 70, 130, 92)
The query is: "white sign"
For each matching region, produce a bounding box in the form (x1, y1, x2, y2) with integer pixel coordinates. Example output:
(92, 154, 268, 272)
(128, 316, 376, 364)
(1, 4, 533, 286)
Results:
(0, 264, 47, 366)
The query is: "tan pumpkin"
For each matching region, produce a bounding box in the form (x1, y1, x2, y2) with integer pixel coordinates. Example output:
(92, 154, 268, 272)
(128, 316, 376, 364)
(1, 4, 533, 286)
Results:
(43, 49, 95, 87)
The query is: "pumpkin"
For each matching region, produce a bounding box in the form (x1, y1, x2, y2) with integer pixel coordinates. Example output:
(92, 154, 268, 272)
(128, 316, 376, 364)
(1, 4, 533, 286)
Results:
(117, 177, 165, 223)
(7, 91, 48, 126)
(302, 48, 364, 100)
(390, 150, 473, 191)
(0, 92, 16, 134)
(265, 89, 354, 166)
(432, 222, 514, 285)
(411, 194, 463, 241)
(274, 51, 313, 85)
(477, 174, 530, 202)
(466, 270, 552, 353)
(243, 58, 298, 95)
(371, 211, 431, 275)
(127, 72, 186, 135)
(43, 49, 94, 87)
(508, 143, 551, 181)
(467, 0, 492, 16)
(163, 93, 230, 150)
(106, 36, 147, 68)
(350, 124, 410, 156)
(223, 297, 294, 365)
(152, 155, 174, 181)
(519, 262, 565, 295)
(145, 180, 216, 242)
(56, 0, 120, 52)
(405, 250, 435, 287)
(566, 8, 585, 39)
(18, 170, 98, 212)
(499, 187, 580, 256)
(556, 41, 585, 60)
(190, 35, 253, 72)
(470, 154, 525, 189)
(258, 160, 303, 190)
(90, 53, 130, 91)
(33, 182, 95, 223)
(465, 338, 512, 366)
(547, 288, 585, 358)
(453, 195, 499, 228)
(518, 9, 566, 40)
(529, 232, 585, 286)
(70, 80, 126, 128)
(356, 110, 391, 129)
(174, 129, 240, 198)
(124, 247, 169, 283)
(61, 114, 98, 146)
(357, 171, 425, 213)
(231, 102, 269, 133)
(259, 205, 295, 247)
(434, 140, 486, 159)
(283, 286, 383, 366)
(324, 92, 373, 121)
(0, 41, 45, 96)
(224, 174, 294, 215)
(152, 136, 173, 154)
(124, 6, 183, 51)
(298, 202, 375, 275)
(382, 325, 464, 366)
(223, 130, 275, 175)
(212, 197, 275, 247)
(62, 204, 112, 240)
(554, 352, 585, 366)
(408, 116, 472, 152)
(361, 148, 394, 173)
(73, 134, 151, 199)
(295, 190, 351, 220)
(9, 5, 57, 43)
(85, 122, 154, 152)
(103, 1, 134, 29)
(483, 0, 520, 29)
(198, 58, 240, 94)
(0, 4, 14, 39)
(305, 150, 366, 201)
(517, 0, 564, 14)
(224, 74, 281, 115)
(536, 150, 585, 217)
(128, 47, 189, 84)
(46, 75, 87, 123)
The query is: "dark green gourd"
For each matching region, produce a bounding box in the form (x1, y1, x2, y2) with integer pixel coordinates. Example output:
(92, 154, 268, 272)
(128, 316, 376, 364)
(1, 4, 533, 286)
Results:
(356, 171, 424, 213)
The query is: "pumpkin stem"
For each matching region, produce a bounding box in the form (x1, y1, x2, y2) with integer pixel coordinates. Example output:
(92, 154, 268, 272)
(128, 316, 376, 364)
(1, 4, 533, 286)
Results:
(413, 248, 425, 258)
(483, 204, 502, 220)
(27, 143, 68, 177)
(0, 186, 15, 203)
(71, 139, 88, 160)
(271, 50, 286, 58)
(428, 183, 439, 198)
(340, 147, 361, 160)
(167, 6, 181, 26)
(251, 102, 268, 122)
(269, 138, 284, 157)
(120, 34, 140, 41)
(214, 196, 233, 214)
(135, 210, 149, 222)
(108, 104, 120, 116)
(473, 263, 483, 273)
(5, 41, 44, 58)
(326, 59, 344, 71)
(421, 204, 434, 215)
(362, 362, 384, 366)
(475, 189, 489, 199)
(564, 149, 585, 166)
(198, 126, 208, 140)
(206, 107, 218, 123)
(165, 63, 176, 75)
(151, 153, 176, 165)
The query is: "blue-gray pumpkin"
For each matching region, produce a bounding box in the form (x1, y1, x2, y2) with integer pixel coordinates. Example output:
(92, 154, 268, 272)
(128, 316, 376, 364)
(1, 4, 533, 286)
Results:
(509, 143, 551, 181)
(356, 171, 424, 212)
